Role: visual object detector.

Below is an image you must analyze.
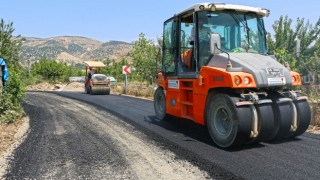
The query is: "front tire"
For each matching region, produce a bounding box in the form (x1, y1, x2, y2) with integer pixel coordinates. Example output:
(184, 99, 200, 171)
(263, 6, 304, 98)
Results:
(206, 94, 239, 148)
(154, 87, 167, 120)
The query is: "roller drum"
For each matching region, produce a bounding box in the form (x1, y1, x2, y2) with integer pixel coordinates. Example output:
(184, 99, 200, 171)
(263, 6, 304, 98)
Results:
(91, 85, 110, 95)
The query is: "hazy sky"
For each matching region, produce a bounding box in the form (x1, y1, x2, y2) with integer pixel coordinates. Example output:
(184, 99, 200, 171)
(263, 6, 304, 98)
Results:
(2, 0, 319, 42)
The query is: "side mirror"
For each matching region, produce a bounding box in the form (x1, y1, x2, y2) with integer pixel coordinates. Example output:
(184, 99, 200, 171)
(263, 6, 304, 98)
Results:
(210, 33, 221, 55)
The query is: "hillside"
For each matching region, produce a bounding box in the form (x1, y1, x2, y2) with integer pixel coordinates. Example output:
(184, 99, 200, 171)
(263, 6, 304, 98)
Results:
(19, 36, 133, 66)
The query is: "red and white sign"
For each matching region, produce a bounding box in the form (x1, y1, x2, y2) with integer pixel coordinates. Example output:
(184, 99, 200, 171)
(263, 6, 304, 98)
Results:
(122, 66, 131, 75)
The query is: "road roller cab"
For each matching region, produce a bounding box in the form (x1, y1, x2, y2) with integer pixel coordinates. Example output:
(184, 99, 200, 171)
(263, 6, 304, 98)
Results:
(154, 3, 311, 148)
(84, 61, 110, 95)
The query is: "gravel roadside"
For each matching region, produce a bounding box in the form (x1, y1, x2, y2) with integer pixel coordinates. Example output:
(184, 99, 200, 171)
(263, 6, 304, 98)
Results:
(0, 117, 29, 179)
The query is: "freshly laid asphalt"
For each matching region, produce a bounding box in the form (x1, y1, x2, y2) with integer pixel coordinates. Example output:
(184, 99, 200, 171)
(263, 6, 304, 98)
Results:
(5, 90, 320, 179)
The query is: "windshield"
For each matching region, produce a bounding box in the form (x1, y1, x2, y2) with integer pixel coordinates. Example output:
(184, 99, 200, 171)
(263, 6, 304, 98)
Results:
(197, 11, 268, 55)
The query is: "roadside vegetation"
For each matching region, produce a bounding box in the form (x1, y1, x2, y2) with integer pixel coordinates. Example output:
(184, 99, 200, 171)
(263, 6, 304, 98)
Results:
(28, 59, 84, 84)
(0, 19, 25, 123)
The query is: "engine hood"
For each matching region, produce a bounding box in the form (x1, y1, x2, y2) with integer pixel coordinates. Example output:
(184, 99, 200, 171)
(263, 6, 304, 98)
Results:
(207, 53, 292, 88)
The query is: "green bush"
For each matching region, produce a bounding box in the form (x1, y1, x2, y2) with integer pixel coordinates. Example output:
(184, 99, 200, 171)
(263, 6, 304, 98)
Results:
(31, 59, 85, 83)
(0, 19, 25, 124)
(5, 69, 25, 105)
(0, 92, 23, 123)
(0, 70, 25, 123)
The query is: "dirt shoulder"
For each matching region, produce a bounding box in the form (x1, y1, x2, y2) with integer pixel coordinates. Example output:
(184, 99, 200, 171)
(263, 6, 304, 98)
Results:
(0, 117, 29, 178)
(307, 125, 320, 134)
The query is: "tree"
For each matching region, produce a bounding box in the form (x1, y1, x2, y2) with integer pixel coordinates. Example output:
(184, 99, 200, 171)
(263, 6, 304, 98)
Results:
(0, 19, 25, 123)
(31, 59, 85, 82)
(270, 16, 295, 53)
(0, 19, 24, 69)
(295, 17, 320, 58)
(32, 59, 68, 81)
(267, 15, 320, 71)
(300, 53, 320, 83)
(131, 33, 160, 84)
(274, 49, 297, 71)
(102, 57, 130, 82)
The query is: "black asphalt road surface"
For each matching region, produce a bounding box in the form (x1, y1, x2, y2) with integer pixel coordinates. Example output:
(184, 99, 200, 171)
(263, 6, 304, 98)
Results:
(5, 91, 320, 180)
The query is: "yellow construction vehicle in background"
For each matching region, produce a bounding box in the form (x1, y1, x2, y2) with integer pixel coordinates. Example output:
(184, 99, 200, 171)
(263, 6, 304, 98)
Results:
(84, 61, 110, 95)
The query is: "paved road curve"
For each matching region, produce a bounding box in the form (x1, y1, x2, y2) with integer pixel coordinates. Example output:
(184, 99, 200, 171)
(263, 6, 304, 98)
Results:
(55, 90, 320, 180)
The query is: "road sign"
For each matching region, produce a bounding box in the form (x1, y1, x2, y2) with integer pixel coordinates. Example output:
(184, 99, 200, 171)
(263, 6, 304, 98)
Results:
(122, 66, 131, 75)
(122, 66, 131, 94)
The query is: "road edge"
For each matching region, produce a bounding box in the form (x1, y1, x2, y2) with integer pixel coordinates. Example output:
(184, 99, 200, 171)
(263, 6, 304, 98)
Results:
(0, 116, 30, 179)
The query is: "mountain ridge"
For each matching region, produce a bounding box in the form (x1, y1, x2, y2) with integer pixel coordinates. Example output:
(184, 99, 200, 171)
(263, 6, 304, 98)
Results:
(20, 36, 133, 66)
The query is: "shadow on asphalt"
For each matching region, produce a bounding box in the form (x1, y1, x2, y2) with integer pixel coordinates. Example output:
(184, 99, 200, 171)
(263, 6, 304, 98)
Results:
(144, 115, 267, 151)
(144, 115, 213, 143)
(266, 136, 303, 144)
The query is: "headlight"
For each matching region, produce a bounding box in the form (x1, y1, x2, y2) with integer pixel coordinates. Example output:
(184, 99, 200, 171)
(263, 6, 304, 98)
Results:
(292, 76, 296, 83)
(243, 77, 250, 85)
(234, 76, 241, 86)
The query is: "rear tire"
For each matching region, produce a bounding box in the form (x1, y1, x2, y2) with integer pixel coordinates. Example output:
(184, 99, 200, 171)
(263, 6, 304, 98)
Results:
(293, 99, 311, 137)
(206, 94, 252, 148)
(154, 87, 167, 120)
(255, 104, 275, 142)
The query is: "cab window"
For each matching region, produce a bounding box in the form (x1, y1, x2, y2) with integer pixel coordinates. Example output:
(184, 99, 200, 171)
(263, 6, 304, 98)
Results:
(163, 18, 177, 75)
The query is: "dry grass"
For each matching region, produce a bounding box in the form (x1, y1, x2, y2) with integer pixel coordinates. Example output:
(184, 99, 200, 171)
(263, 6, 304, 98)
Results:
(301, 85, 320, 126)
(111, 82, 155, 99)
(0, 118, 27, 156)
(310, 101, 320, 126)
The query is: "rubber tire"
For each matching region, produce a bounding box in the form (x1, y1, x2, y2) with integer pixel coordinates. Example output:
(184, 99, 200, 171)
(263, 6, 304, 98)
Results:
(206, 94, 252, 148)
(255, 104, 275, 142)
(293, 99, 311, 137)
(154, 87, 167, 120)
(269, 95, 293, 140)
